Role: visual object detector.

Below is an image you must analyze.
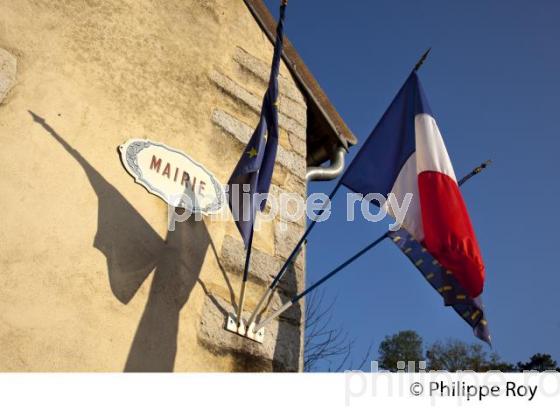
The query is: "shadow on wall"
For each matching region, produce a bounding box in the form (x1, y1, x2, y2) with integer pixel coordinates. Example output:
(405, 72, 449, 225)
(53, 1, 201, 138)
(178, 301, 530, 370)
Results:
(29, 111, 214, 372)
(273, 291, 301, 372)
(255, 263, 302, 372)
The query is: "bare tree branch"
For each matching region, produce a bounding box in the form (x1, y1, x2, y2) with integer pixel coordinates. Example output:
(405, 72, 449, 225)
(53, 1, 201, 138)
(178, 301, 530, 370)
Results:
(304, 290, 372, 372)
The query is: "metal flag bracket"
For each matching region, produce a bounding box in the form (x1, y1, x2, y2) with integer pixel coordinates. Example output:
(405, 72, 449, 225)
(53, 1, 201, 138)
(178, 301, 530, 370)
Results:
(225, 313, 265, 344)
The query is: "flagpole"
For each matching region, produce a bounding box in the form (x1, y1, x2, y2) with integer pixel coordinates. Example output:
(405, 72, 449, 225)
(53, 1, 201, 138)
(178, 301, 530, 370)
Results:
(236, 229, 255, 328)
(253, 160, 492, 332)
(414, 48, 432, 72)
(245, 180, 343, 330)
(254, 232, 388, 332)
(246, 48, 434, 330)
(228, 0, 287, 332)
(458, 160, 491, 185)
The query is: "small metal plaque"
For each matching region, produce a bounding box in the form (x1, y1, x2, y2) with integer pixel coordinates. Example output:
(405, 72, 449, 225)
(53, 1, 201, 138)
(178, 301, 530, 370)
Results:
(226, 313, 265, 344)
(246, 321, 265, 343)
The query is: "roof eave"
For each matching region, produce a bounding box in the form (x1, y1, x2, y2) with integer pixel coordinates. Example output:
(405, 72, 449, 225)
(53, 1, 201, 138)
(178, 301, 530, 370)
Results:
(243, 0, 357, 153)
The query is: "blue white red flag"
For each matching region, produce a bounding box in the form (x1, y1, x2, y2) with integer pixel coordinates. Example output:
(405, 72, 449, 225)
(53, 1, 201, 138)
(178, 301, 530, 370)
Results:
(342, 72, 485, 298)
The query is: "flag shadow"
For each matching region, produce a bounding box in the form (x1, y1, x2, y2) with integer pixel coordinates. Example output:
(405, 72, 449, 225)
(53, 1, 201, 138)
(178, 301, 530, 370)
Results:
(29, 111, 233, 371)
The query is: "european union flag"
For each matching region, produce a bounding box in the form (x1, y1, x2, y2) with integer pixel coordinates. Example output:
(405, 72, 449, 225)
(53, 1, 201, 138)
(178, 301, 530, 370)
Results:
(388, 228, 491, 345)
(227, 3, 286, 248)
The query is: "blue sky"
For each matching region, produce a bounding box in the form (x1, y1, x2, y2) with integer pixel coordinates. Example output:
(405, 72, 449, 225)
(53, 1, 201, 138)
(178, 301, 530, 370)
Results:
(264, 0, 560, 370)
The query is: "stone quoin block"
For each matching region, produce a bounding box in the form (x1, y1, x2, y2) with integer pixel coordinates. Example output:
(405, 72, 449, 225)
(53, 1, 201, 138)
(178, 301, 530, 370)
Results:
(211, 108, 306, 177)
(209, 69, 307, 138)
(233, 47, 306, 105)
(269, 289, 303, 325)
(197, 294, 301, 372)
(278, 94, 307, 128)
(269, 184, 306, 228)
(0, 48, 17, 104)
(275, 147, 306, 178)
(282, 172, 307, 197)
(211, 108, 253, 143)
(288, 132, 306, 158)
(232, 48, 308, 125)
(220, 235, 299, 295)
(274, 221, 305, 269)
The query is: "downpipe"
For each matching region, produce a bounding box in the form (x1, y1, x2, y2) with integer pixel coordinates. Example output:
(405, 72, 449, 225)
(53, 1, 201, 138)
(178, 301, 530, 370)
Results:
(306, 146, 346, 181)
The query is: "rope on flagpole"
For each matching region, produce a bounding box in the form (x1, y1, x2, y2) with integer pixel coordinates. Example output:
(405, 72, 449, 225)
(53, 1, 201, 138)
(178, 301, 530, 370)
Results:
(253, 160, 493, 332)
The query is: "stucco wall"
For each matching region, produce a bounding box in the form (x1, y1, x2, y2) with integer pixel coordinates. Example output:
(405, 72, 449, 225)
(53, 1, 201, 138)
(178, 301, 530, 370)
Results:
(0, 0, 307, 371)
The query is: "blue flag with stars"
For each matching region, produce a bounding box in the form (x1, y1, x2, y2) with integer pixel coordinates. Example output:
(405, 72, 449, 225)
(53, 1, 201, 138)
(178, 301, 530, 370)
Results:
(227, 3, 286, 248)
(388, 228, 491, 345)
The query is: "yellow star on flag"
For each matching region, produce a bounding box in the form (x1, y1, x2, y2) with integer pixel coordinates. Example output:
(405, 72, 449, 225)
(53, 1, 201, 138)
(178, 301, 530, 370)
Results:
(247, 147, 258, 158)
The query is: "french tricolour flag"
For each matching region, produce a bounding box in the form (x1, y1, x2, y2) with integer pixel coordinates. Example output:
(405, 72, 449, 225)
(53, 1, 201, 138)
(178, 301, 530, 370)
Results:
(342, 72, 485, 297)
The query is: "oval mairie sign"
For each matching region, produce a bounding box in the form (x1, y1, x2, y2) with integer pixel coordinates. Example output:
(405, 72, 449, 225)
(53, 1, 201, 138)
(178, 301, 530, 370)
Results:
(119, 139, 225, 214)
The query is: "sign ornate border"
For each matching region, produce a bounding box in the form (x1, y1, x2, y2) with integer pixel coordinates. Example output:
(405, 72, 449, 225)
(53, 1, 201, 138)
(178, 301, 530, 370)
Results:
(118, 139, 225, 214)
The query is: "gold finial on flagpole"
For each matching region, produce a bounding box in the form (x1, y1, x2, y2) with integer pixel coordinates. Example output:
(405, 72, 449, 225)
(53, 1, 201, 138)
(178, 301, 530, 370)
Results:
(474, 160, 492, 174)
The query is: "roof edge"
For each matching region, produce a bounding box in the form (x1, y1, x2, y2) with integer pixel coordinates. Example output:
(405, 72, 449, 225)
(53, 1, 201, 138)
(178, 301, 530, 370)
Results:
(243, 0, 357, 148)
